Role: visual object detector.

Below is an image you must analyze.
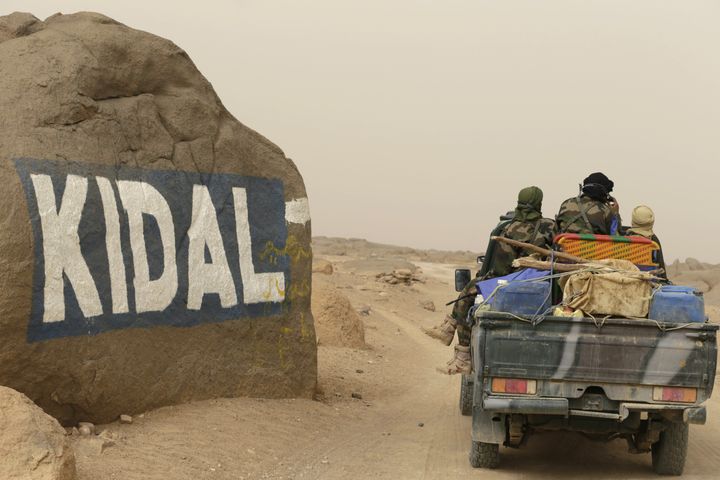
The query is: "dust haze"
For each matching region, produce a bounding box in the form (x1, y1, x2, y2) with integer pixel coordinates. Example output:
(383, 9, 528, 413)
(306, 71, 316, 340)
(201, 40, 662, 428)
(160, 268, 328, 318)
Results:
(8, 0, 720, 261)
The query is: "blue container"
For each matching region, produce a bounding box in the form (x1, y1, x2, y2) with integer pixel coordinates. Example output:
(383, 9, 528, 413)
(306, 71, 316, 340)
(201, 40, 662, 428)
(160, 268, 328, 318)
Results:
(649, 286, 706, 323)
(491, 280, 551, 316)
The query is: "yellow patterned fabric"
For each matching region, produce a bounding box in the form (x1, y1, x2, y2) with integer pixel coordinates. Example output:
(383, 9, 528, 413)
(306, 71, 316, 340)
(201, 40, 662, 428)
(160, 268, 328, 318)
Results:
(556, 236, 659, 266)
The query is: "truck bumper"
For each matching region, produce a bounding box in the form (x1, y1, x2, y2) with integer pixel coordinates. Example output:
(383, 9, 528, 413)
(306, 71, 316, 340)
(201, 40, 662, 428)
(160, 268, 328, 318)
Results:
(481, 396, 707, 425)
(483, 396, 569, 415)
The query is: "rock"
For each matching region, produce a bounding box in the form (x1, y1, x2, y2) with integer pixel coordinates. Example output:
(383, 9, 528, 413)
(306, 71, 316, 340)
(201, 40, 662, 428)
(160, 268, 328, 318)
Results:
(78, 424, 93, 436)
(312, 259, 334, 275)
(394, 269, 413, 278)
(73, 436, 115, 457)
(355, 369, 364, 374)
(376, 268, 423, 286)
(119, 414, 133, 424)
(0, 12, 316, 425)
(356, 305, 372, 316)
(311, 282, 366, 348)
(417, 422, 424, 427)
(77, 422, 95, 434)
(0, 386, 77, 479)
(351, 392, 363, 400)
(420, 300, 436, 312)
(686, 258, 707, 271)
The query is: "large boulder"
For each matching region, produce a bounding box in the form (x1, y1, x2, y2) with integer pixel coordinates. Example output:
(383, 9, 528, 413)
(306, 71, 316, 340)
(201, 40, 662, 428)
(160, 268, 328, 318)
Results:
(0, 386, 76, 480)
(0, 12, 316, 424)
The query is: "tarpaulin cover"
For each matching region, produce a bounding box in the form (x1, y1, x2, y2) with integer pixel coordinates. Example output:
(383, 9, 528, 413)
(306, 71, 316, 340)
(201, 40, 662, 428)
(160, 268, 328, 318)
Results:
(476, 268, 550, 300)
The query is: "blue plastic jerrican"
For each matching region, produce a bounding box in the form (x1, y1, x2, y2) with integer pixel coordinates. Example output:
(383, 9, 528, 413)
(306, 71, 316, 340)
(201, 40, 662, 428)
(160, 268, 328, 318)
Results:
(490, 280, 552, 316)
(649, 286, 706, 323)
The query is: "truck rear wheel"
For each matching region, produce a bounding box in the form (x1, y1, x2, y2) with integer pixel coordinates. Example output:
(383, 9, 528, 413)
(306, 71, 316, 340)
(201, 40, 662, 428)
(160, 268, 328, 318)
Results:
(469, 440, 500, 469)
(459, 374, 472, 416)
(651, 422, 688, 476)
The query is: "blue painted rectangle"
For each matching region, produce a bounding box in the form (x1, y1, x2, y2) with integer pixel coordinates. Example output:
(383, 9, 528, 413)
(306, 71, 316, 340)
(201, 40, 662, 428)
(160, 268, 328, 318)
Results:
(14, 158, 291, 342)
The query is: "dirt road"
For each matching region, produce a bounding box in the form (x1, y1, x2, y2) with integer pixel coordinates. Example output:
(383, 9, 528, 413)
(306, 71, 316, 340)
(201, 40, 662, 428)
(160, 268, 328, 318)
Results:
(74, 258, 720, 479)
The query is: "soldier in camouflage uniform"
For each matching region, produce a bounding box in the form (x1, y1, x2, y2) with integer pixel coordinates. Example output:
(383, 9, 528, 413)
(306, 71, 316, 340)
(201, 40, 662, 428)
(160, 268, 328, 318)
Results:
(424, 186, 556, 375)
(555, 172, 620, 235)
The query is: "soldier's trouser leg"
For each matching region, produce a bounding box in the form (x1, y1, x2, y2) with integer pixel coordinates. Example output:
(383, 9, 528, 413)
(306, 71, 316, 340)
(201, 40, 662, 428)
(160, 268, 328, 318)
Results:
(456, 323, 471, 348)
(436, 281, 476, 375)
(451, 280, 478, 325)
(424, 279, 478, 345)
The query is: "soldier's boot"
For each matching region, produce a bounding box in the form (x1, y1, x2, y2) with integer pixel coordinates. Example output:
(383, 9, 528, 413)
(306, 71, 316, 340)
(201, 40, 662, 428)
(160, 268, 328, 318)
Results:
(422, 315, 457, 346)
(437, 345, 471, 375)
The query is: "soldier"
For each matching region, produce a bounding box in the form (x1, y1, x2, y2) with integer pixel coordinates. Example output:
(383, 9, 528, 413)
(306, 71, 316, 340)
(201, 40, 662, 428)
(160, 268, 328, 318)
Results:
(424, 186, 556, 375)
(625, 205, 667, 277)
(556, 172, 621, 235)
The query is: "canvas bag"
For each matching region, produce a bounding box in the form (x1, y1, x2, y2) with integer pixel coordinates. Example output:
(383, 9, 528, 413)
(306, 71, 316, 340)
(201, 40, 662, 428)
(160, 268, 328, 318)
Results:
(562, 260, 652, 318)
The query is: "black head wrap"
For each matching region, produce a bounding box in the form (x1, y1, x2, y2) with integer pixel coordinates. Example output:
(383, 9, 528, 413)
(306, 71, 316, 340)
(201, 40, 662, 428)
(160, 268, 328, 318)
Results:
(581, 172, 614, 201)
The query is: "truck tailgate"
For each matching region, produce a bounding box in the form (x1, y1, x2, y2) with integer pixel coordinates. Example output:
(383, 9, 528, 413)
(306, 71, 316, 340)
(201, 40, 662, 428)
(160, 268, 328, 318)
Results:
(478, 312, 718, 388)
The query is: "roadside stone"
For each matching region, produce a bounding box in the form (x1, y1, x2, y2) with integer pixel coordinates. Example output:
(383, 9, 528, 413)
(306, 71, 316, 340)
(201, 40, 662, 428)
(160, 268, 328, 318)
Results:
(78, 422, 95, 435)
(0, 386, 76, 479)
(312, 259, 334, 275)
(420, 300, 436, 312)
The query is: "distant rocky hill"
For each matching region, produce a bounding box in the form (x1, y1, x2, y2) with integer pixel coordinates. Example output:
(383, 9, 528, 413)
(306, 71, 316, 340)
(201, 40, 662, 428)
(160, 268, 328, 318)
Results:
(312, 236, 477, 265)
(668, 259, 720, 305)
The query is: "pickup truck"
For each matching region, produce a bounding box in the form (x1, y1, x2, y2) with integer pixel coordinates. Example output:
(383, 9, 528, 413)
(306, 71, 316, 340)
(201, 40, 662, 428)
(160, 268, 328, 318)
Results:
(456, 227, 717, 476)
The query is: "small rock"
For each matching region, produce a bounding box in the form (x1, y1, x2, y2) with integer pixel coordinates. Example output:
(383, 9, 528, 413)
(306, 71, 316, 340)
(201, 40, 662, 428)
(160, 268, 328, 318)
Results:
(351, 392, 363, 400)
(355, 369, 364, 374)
(119, 414, 133, 424)
(420, 300, 436, 312)
(78, 424, 94, 436)
(321, 459, 329, 465)
(312, 259, 334, 275)
(356, 305, 372, 316)
(418, 422, 424, 427)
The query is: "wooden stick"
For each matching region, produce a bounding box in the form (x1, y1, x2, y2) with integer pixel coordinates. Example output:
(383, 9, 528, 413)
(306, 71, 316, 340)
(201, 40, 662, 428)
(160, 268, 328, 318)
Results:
(491, 236, 588, 263)
(512, 257, 663, 281)
(512, 257, 588, 272)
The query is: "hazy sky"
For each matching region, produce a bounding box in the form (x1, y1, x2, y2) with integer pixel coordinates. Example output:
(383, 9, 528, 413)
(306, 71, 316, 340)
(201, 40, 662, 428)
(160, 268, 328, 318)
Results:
(6, 1, 720, 262)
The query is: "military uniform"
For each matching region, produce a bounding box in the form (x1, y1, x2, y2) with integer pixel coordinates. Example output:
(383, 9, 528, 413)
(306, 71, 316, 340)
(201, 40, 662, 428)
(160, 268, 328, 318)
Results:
(429, 185, 555, 375)
(452, 216, 556, 346)
(556, 195, 616, 235)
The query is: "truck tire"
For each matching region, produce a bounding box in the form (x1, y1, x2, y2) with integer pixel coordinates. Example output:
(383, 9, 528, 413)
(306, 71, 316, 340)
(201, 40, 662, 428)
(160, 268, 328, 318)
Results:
(459, 374, 473, 416)
(651, 422, 688, 476)
(469, 440, 500, 469)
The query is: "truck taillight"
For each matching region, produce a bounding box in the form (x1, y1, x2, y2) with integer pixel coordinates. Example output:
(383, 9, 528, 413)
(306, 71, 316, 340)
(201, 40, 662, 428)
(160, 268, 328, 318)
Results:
(652, 387, 697, 403)
(491, 378, 536, 395)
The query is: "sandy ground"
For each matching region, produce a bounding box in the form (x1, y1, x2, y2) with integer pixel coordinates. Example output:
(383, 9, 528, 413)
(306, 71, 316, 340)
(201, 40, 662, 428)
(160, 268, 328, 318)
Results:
(72, 247, 720, 479)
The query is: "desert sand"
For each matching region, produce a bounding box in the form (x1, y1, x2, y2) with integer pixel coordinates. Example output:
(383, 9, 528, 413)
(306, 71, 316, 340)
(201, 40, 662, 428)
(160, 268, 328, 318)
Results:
(63, 237, 720, 479)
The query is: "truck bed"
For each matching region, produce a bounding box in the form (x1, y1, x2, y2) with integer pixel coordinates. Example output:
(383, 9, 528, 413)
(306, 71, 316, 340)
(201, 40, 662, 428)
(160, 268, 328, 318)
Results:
(474, 311, 718, 402)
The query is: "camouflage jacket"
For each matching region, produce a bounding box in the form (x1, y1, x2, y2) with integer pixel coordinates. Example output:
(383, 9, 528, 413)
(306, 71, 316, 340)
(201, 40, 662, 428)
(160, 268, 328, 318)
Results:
(555, 195, 616, 235)
(492, 217, 556, 277)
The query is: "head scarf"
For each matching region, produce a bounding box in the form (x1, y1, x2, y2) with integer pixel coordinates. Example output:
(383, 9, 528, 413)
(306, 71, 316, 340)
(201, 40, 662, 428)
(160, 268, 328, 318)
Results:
(581, 172, 614, 201)
(514, 186, 543, 222)
(628, 205, 655, 238)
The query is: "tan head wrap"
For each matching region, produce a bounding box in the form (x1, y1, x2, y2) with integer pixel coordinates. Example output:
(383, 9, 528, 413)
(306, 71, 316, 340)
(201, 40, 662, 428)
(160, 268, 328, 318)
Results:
(628, 205, 655, 238)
